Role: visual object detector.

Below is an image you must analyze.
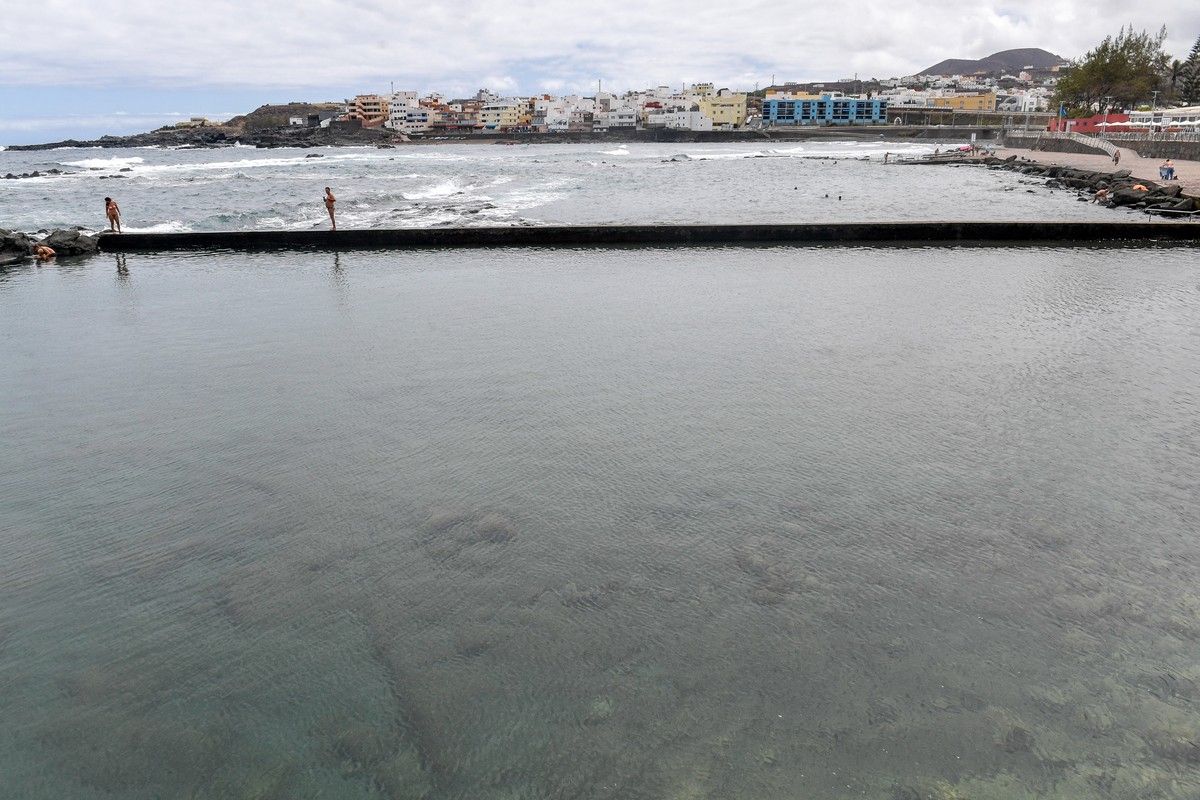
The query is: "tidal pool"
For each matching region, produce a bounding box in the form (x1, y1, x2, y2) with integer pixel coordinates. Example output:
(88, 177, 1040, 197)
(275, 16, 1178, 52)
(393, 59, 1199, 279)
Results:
(1, 245, 1198, 799)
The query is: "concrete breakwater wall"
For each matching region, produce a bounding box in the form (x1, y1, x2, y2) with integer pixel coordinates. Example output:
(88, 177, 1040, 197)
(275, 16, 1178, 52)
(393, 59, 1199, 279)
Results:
(94, 223, 1200, 254)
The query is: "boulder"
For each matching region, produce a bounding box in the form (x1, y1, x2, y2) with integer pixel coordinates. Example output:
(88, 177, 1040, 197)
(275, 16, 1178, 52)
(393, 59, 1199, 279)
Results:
(40, 229, 100, 256)
(0, 229, 36, 265)
(1113, 168, 1131, 178)
(1109, 188, 1146, 206)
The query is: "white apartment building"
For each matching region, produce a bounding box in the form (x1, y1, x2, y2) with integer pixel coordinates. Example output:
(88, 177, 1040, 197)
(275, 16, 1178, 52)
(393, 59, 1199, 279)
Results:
(644, 109, 713, 131)
(594, 108, 638, 131)
(385, 91, 421, 130)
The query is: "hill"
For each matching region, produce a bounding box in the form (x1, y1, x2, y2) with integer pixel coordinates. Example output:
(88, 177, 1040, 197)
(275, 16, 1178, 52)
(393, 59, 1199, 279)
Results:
(921, 48, 1065, 77)
(224, 102, 345, 132)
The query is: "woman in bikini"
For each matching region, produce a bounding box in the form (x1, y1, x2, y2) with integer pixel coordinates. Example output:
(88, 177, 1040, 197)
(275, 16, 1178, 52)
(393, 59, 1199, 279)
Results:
(104, 197, 121, 232)
(324, 187, 336, 230)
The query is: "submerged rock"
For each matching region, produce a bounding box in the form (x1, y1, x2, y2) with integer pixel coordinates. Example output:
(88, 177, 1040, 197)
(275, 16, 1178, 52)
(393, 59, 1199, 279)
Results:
(472, 512, 515, 543)
(1001, 725, 1034, 753)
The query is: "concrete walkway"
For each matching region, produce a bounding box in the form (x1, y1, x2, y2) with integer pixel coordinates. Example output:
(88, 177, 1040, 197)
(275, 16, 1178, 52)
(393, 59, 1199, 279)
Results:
(997, 144, 1200, 195)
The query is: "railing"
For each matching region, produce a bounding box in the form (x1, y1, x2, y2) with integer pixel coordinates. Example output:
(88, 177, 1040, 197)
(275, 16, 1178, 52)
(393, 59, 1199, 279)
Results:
(1002, 129, 1119, 157)
(1103, 130, 1200, 143)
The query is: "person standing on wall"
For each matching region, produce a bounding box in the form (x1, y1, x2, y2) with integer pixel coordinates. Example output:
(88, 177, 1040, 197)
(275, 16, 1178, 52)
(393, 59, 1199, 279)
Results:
(324, 187, 336, 231)
(105, 197, 122, 232)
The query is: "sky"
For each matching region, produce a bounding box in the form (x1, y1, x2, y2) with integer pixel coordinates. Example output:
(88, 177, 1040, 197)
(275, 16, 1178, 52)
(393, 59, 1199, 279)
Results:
(0, 0, 1197, 145)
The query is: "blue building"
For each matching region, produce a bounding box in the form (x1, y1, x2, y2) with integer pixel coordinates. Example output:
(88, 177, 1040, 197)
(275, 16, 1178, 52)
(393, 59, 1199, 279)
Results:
(762, 94, 888, 126)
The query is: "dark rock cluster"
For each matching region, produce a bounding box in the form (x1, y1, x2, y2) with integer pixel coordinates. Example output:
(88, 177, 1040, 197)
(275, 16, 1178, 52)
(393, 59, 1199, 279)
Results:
(3, 168, 66, 179)
(0, 228, 100, 265)
(0, 229, 37, 265)
(991, 157, 1198, 215)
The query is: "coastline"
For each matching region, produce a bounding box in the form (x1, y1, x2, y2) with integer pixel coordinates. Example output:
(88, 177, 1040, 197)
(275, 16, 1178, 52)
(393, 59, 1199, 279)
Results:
(4, 124, 1001, 152)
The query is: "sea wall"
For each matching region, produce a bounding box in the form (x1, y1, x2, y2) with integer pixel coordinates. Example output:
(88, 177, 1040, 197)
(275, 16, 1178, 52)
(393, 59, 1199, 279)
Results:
(1117, 140, 1200, 161)
(1001, 133, 1108, 157)
(95, 222, 1200, 254)
(1003, 132, 1200, 161)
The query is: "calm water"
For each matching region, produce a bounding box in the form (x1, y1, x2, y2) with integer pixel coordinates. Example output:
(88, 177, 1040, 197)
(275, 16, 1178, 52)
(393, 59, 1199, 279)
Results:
(2, 246, 1199, 799)
(0, 140, 1129, 232)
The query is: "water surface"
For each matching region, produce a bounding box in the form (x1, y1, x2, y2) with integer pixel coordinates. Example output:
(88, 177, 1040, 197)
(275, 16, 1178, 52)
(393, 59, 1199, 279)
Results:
(1, 246, 1199, 799)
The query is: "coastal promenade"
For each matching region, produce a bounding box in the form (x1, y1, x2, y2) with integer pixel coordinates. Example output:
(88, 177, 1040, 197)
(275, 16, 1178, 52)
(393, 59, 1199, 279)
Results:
(997, 144, 1200, 195)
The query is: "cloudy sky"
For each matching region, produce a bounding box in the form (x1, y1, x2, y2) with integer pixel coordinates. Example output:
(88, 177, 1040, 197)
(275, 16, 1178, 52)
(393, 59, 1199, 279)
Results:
(1, 0, 1197, 144)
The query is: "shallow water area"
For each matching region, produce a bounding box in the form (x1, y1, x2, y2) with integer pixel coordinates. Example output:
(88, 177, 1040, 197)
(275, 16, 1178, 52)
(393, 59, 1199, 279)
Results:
(1, 245, 1199, 799)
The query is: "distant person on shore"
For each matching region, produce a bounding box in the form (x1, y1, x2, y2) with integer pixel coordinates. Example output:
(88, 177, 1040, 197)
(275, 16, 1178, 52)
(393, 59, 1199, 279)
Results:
(1165, 159, 1175, 180)
(1111, 150, 1120, 166)
(104, 197, 121, 232)
(33, 244, 55, 261)
(324, 187, 336, 230)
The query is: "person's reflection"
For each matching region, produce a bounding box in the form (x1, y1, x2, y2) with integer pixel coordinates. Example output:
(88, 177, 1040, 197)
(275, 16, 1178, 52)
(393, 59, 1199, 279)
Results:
(115, 253, 129, 279)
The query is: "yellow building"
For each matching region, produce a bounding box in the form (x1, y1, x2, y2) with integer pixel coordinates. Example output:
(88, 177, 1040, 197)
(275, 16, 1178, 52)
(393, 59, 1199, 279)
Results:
(480, 102, 524, 130)
(931, 92, 997, 111)
(699, 92, 750, 129)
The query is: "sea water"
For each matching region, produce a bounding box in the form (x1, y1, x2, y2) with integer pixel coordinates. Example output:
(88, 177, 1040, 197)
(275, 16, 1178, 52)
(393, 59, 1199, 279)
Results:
(1, 244, 1198, 799)
(0, 140, 1129, 233)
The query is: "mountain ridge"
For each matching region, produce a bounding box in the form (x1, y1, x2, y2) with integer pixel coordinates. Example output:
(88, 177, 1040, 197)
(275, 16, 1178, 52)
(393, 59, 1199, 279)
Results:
(921, 48, 1066, 77)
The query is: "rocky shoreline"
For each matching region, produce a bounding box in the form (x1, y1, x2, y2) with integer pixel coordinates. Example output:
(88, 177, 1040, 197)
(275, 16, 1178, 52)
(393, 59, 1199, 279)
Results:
(5, 124, 1002, 152)
(962, 155, 1199, 215)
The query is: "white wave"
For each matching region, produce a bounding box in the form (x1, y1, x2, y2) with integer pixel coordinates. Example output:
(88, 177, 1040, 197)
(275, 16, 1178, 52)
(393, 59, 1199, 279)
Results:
(493, 185, 566, 211)
(123, 220, 190, 233)
(61, 155, 145, 169)
(600, 145, 630, 155)
(402, 180, 463, 200)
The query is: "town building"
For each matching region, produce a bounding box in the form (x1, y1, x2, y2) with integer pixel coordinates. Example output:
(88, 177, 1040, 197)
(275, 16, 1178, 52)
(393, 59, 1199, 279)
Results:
(644, 109, 713, 131)
(1124, 105, 1200, 132)
(698, 90, 749, 129)
(931, 92, 997, 111)
(480, 100, 526, 131)
(348, 95, 389, 127)
(762, 94, 888, 126)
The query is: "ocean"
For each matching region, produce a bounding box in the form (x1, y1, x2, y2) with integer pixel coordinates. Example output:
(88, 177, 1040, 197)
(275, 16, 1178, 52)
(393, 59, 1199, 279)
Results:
(0, 139, 1126, 233)
(1, 142, 1199, 800)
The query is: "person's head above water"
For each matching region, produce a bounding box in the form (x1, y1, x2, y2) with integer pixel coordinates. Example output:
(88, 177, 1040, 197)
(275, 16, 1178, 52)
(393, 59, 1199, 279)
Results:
(324, 187, 331, 193)
(104, 197, 111, 203)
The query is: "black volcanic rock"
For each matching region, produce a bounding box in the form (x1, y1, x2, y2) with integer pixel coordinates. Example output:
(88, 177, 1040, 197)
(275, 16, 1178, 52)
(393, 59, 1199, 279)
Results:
(0, 229, 36, 265)
(41, 229, 100, 255)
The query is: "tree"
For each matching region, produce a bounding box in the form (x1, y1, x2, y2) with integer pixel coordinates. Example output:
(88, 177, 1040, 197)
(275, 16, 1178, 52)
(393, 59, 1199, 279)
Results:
(1182, 35, 1200, 103)
(1054, 26, 1171, 112)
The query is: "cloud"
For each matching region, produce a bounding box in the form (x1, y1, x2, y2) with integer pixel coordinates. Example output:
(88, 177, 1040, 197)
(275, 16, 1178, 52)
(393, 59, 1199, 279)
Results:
(0, 1, 1197, 95)
(0, 113, 232, 133)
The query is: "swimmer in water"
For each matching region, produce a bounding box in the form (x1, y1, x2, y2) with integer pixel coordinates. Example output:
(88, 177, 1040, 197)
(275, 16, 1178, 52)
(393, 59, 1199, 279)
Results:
(34, 244, 56, 261)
